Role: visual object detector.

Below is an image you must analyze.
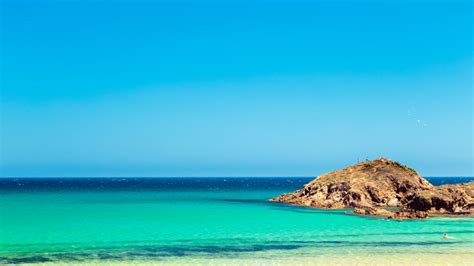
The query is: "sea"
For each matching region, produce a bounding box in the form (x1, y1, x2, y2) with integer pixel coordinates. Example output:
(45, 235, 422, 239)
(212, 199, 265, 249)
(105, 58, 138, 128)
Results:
(0, 177, 473, 265)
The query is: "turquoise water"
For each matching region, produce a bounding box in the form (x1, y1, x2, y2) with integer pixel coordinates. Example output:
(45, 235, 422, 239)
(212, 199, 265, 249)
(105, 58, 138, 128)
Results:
(0, 178, 473, 264)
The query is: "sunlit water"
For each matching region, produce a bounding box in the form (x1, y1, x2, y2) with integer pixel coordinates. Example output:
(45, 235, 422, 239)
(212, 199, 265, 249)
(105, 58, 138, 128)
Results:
(0, 177, 473, 265)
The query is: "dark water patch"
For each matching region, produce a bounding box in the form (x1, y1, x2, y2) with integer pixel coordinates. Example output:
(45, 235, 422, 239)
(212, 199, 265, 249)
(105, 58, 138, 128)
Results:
(269, 204, 350, 216)
(285, 240, 461, 247)
(97, 254, 123, 260)
(210, 198, 351, 215)
(427, 177, 474, 186)
(1, 239, 464, 265)
(52, 254, 83, 261)
(138, 244, 303, 254)
(3, 224, 472, 252)
(0, 178, 311, 192)
(1, 177, 471, 193)
(3, 255, 53, 264)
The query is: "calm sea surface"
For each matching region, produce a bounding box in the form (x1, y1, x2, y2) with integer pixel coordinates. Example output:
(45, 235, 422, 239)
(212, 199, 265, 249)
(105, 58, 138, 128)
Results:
(0, 177, 473, 264)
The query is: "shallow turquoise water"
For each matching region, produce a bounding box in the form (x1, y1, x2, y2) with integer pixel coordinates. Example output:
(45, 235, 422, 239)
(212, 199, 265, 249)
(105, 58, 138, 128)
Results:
(0, 178, 473, 264)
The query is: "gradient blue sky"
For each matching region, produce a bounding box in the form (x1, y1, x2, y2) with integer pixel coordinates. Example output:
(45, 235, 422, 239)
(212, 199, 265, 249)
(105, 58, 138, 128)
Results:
(1, 0, 472, 177)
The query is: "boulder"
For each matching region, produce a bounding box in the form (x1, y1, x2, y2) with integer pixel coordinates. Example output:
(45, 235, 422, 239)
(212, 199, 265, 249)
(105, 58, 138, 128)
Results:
(354, 208, 393, 216)
(388, 210, 429, 220)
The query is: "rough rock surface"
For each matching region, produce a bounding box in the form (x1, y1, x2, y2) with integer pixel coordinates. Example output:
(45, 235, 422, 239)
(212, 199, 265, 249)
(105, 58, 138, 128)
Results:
(405, 182, 474, 215)
(387, 210, 429, 220)
(270, 158, 432, 208)
(269, 158, 473, 218)
(353, 208, 393, 216)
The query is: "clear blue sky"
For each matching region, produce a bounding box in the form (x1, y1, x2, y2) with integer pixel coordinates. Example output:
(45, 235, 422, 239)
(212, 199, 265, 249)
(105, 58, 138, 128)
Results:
(1, 0, 472, 177)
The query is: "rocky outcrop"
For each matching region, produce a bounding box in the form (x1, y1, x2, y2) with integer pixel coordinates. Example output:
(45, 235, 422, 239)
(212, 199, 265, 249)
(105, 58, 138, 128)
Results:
(269, 158, 473, 218)
(354, 207, 393, 216)
(387, 210, 429, 220)
(405, 182, 474, 215)
(270, 158, 432, 208)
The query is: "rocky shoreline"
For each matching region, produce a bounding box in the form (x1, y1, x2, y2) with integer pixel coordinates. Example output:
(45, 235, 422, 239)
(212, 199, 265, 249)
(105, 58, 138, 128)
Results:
(269, 158, 473, 219)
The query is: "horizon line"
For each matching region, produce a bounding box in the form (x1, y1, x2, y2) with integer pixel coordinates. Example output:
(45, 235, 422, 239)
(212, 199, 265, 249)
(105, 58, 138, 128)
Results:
(1, 176, 473, 179)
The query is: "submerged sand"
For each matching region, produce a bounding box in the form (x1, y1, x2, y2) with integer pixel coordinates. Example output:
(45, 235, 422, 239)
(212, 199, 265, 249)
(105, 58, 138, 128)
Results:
(16, 252, 474, 266)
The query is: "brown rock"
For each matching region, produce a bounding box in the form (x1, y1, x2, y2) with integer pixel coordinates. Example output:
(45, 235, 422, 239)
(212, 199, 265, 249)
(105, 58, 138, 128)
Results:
(269, 158, 473, 219)
(269, 158, 432, 209)
(354, 208, 393, 216)
(388, 210, 429, 220)
(405, 182, 474, 214)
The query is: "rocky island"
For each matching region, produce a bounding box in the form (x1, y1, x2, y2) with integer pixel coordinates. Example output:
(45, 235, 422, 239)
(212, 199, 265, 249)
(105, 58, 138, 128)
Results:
(269, 158, 473, 219)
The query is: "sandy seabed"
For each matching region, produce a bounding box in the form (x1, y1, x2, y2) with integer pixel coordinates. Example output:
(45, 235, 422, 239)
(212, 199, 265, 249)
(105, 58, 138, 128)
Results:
(16, 252, 474, 266)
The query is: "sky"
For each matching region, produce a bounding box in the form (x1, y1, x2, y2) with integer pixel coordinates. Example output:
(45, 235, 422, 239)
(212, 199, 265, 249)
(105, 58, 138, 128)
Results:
(0, 0, 472, 177)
